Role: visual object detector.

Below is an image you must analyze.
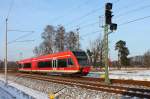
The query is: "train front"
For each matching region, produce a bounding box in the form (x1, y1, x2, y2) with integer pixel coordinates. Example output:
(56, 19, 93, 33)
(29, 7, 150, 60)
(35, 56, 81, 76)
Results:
(72, 51, 91, 76)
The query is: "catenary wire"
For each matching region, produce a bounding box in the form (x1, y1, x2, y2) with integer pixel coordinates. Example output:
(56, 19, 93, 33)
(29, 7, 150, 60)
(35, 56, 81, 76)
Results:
(119, 15, 150, 26)
(7, 0, 15, 18)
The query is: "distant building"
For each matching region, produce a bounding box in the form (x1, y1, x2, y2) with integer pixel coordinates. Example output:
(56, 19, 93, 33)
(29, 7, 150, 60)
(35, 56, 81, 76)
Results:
(129, 55, 144, 66)
(0, 60, 3, 69)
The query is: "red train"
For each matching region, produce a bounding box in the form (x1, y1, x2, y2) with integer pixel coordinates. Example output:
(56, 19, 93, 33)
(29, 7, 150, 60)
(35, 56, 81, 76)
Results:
(18, 50, 91, 76)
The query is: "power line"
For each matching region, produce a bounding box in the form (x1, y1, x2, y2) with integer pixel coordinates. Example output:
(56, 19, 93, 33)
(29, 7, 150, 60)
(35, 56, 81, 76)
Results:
(65, 7, 102, 27)
(80, 21, 99, 29)
(113, 0, 121, 4)
(65, 0, 121, 29)
(7, 0, 15, 18)
(115, 0, 142, 12)
(8, 31, 35, 44)
(8, 40, 34, 44)
(51, 0, 91, 22)
(116, 4, 150, 19)
(67, 15, 104, 30)
(119, 15, 150, 26)
(80, 15, 150, 38)
(8, 29, 34, 33)
(68, 21, 99, 31)
(81, 30, 100, 37)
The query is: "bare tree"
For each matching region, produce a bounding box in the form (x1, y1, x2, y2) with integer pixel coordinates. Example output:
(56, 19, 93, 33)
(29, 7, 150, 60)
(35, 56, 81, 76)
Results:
(144, 50, 150, 67)
(33, 25, 56, 56)
(33, 46, 40, 56)
(41, 25, 56, 53)
(55, 25, 65, 52)
(33, 25, 80, 56)
(87, 38, 102, 67)
(65, 31, 78, 50)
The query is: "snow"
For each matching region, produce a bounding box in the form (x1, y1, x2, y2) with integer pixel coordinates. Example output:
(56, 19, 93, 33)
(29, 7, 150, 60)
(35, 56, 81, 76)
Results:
(0, 87, 15, 99)
(89, 70, 150, 81)
(0, 69, 149, 99)
(0, 75, 48, 99)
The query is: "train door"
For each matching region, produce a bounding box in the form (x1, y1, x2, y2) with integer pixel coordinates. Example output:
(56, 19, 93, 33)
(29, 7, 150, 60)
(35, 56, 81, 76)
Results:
(52, 58, 57, 71)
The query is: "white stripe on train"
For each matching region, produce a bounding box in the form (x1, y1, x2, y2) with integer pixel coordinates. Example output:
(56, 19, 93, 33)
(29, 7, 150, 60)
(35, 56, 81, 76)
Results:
(19, 69, 80, 73)
(21, 55, 71, 63)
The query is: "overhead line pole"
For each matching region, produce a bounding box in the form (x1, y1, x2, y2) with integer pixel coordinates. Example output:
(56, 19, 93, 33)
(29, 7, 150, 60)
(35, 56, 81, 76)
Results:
(4, 18, 34, 85)
(103, 23, 110, 84)
(5, 18, 8, 85)
(76, 27, 80, 50)
(103, 2, 111, 84)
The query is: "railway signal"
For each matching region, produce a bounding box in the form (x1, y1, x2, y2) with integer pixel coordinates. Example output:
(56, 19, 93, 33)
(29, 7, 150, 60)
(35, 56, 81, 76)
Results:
(110, 23, 117, 31)
(103, 2, 117, 84)
(105, 3, 117, 31)
(105, 3, 113, 25)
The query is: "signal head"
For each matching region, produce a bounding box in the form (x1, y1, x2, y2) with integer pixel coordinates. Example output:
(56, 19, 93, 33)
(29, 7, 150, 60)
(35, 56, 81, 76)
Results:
(106, 3, 113, 10)
(110, 23, 117, 31)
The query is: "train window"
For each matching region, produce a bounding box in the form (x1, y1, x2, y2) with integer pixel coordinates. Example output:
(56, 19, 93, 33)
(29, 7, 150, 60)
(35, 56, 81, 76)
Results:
(67, 58, 73, 65)
(23, 63, 31, 68)
(73, 51, 89, 66)
(77, 58, 88, 66)
(58, 59, 67, 67)
(38, 61, 52, 68)
(18, 64, 22, 68)
(72, 51, 87, 57)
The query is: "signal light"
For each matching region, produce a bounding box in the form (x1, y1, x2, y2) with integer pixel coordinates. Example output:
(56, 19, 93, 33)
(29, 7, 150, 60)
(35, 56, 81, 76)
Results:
(105, 10, 113, 24)
(106, 3, 112, 10)
(105, 3, 113, 25)
(110, 23, 117, 31)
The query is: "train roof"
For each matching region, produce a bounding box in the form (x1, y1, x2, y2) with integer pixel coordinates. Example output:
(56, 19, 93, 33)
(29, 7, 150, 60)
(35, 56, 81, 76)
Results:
(18, 50, 74, 63)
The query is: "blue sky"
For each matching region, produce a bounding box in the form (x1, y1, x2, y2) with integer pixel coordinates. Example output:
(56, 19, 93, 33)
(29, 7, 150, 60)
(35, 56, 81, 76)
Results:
(0, 0, 150, 61)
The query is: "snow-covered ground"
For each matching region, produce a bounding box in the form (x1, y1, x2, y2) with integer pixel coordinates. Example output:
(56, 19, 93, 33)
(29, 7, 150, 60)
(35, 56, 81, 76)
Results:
(0, 86, 15, 99)
(0, 74, 130, 99)
(89, 70, 150, 81)
(0, 75, 48, 99)
(0, 70, 149, 99)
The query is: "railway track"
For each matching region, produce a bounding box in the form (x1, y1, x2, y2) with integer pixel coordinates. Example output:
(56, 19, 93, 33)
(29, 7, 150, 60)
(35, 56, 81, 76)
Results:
(13, 73, 150, 98)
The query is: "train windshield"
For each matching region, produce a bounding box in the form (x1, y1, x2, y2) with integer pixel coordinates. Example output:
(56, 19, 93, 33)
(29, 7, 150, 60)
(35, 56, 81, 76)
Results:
(73, 51, 89, 66)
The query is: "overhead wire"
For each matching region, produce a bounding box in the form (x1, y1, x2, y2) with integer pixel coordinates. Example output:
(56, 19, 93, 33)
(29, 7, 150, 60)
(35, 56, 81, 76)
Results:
(65, 0, 122, 27)
(67, 14, 104, 30)
(80, 15, 150, 38)
(67, 0, 150, 46)
(119, 15, 150, 26)
(66, 0, 122, 32)
(65, 7, 103, 27)
(8, 29, 34, 33)
(68, 21, 99, 31)
(114, 0, 142, 11)
(8, 40, 35, 44)
(113, 0, 121, 4)
(8, 31, 35, 44)
(6, 0, 36, 46)
(81, 30, 100, 37)
(82, 15, 150, 38)
(116, 4, 150, 19)
(51, 0, 91, 22)
(7, 0, 15, 18)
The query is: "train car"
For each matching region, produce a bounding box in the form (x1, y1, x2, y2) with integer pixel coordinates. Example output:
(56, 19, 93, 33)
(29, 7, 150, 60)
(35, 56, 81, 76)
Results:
(18, 50, 91, 76)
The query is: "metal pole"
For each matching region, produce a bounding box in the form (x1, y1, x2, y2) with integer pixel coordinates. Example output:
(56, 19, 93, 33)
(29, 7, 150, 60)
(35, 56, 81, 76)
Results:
(103, 1, 110, 83)
(5, 18, 8, 84)
(104, 24, 110, 84)
(76, 28, 80, 50)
